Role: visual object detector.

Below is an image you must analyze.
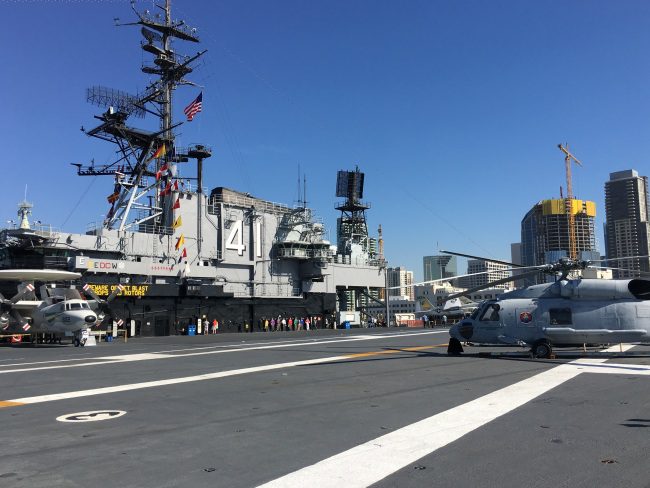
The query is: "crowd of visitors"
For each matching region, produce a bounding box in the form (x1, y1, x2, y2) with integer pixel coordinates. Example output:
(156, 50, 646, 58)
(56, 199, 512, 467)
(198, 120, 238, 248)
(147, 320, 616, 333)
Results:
(178, 315, 341, 334)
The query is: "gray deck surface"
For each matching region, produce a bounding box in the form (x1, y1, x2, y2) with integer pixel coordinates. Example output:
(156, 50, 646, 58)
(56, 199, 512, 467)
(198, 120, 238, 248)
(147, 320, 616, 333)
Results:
(1, 328, 648, 488)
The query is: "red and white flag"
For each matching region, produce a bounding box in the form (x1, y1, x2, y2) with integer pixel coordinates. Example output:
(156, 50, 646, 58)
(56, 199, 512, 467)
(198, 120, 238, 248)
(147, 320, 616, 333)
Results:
(184, 92, 203, 121)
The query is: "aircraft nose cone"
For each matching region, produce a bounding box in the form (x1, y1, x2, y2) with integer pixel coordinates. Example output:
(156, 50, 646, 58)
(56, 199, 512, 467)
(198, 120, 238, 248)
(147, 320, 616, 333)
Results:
(85, 315, 97, 323)
(449, 324, 461, 340)
(457, 321, 474, 340)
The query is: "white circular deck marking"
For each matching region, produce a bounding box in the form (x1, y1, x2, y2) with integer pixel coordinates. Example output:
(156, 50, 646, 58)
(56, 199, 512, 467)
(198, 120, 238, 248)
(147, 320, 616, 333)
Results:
(56, 410, 126, 422)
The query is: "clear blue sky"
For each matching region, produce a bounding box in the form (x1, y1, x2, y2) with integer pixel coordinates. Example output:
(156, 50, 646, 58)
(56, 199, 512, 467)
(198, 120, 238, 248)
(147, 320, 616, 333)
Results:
(2, 0, 650, 280)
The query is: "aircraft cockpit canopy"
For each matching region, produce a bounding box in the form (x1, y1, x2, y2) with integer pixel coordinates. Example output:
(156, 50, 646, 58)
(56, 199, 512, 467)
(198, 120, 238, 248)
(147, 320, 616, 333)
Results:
(42, 286, 83, 300)
(477, 301, 500, 322)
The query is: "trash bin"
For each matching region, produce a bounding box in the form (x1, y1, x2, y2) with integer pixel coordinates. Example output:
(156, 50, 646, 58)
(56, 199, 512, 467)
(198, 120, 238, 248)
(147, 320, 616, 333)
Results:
(344, 321, 350, 330)
(187, 325, 197, 336)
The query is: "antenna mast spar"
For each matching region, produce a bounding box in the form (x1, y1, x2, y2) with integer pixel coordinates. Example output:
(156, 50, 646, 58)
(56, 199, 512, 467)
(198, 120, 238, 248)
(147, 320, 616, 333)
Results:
(75, 0, 208, 233)
(558, 143, 583, 260)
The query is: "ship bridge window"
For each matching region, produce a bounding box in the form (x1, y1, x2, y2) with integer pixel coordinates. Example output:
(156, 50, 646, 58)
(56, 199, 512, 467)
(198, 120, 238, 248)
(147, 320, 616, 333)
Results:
(549, 308, 572, 325)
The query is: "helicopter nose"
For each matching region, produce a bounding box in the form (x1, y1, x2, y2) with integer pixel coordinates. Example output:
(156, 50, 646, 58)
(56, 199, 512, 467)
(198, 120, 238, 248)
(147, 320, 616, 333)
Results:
(457, 320, 474, 340)
(449, 324, 461, 340)
(85, 315, 97, 324)
(449, 325, 458, 339)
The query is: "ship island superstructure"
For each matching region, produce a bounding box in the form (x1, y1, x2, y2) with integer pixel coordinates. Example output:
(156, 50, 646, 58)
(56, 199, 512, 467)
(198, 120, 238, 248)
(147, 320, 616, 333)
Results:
(0, 1, 385, 335)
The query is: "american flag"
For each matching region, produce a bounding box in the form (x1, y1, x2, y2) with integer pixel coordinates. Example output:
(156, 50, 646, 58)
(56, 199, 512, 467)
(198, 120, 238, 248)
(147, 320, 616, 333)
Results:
(184, 92, 203, 121)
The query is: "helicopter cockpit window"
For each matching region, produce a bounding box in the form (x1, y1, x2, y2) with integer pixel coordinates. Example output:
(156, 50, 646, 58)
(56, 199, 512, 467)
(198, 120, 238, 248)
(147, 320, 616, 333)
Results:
(70, 303, 82, 310)
(479, 303, 500, 322)
(549, 308, 572, 326)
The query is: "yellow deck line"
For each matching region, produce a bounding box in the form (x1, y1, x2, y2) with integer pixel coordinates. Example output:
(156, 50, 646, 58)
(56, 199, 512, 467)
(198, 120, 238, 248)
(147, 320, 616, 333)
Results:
(346, 344, 447, 359)
(0, 401, 25, 408)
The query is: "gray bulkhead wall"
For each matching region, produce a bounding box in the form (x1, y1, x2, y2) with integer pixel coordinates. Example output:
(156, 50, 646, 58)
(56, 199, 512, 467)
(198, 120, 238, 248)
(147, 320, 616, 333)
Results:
(207, 199, 303, 297)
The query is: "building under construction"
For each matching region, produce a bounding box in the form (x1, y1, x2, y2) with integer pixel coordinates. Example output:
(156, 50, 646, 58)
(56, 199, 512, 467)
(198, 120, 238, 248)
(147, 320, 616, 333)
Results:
(521, 198, 599, 284)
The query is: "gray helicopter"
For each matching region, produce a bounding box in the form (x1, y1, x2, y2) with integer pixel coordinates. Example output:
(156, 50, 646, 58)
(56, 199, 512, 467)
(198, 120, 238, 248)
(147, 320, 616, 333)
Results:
(441, 251, 650, 358)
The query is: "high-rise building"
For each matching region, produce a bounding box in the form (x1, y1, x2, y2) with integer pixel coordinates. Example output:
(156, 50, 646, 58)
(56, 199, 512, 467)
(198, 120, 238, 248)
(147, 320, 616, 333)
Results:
(604, 169, 650, 278)
(456, 260, 510, 290)
(386, 267, 414, 300)
(423, 255, 457, 282)
(520, 199, 599, 284)
(510, 242, 526, 289)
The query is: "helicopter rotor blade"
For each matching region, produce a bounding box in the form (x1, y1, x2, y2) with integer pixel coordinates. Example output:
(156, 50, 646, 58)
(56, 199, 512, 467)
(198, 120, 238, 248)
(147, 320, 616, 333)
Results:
(590, 266, 650, 277)
(385, 265, 542, 290)
(439, 250, 525, 268)
(445, 268, 546, 300)
(591, 255, 650, 263)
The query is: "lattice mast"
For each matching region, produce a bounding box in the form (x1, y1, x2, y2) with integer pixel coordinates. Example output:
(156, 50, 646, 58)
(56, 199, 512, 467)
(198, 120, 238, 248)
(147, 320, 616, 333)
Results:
(73, 0, 207, 233)
(335, 166, 370, 254)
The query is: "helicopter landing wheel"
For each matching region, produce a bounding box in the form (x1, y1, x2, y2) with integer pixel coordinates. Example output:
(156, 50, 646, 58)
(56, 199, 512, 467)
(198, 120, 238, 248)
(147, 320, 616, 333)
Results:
(532, 340, 552, 359)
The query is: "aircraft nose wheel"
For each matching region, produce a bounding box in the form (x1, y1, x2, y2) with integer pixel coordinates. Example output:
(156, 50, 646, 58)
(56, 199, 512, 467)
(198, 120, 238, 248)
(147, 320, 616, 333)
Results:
(532, 340, 552, 359)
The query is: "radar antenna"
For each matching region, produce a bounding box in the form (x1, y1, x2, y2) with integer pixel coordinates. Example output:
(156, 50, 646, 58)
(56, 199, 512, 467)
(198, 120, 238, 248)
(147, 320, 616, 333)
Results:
(335, 166, 370, 255)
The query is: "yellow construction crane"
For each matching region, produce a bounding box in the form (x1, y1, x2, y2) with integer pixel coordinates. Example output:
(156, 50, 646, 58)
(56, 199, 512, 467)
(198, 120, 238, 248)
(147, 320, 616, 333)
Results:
(378, 224, 385, 299)
(558, 143, 582, 260)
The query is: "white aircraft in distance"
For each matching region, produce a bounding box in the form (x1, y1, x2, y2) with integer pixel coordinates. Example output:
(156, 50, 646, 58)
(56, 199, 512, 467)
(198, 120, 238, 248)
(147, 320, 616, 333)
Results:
(0, 269, 123, 346)
(416, 295, 479, 319)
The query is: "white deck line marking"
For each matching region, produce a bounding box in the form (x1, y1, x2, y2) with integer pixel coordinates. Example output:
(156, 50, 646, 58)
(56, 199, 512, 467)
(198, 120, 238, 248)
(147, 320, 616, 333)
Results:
(569, 360, 650, 375)
(7, 355, 352, 405)
(0, 331, 447, 374)
(151, 336, 377, 354)
(0, 338, 341, 366)
(257, 345, 637, 488)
